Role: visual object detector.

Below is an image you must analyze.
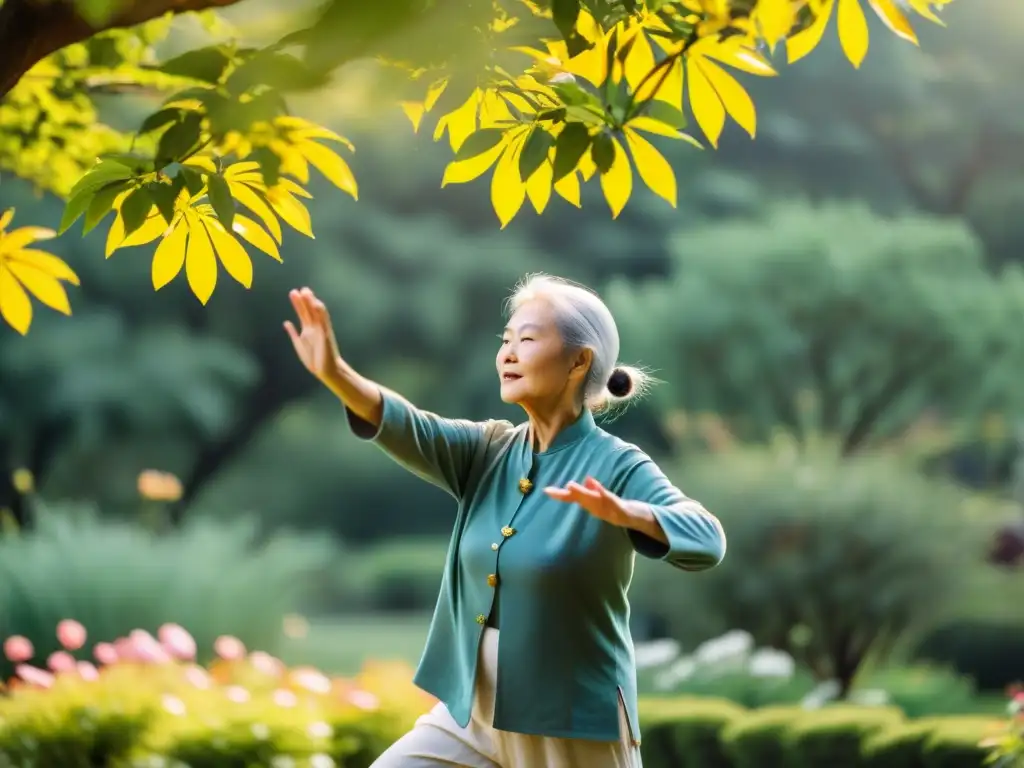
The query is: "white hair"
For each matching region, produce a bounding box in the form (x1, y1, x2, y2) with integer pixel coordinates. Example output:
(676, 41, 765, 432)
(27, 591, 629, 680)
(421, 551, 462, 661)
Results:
(505, 273, 654, 413)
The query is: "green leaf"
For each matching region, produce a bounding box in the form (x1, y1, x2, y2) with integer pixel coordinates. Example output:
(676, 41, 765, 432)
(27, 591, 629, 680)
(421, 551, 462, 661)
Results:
(156, 113, 203, 167)
(206, 172, 235, 229)
(552, 0, 581, 40)
(83, 180, 132, 235)
(103, 153, 156, 174)
(453, 129, 506, 162)
(59, 187, 98, 235)
(638, 99, 687, 128)
(120, 187, 154, 239)
(68, 161, 133, 198)
(178, 167, 206, 197)
(553, 81, 602, 109)
(139, 108, 183, 135)
(147, 182, 179, 226)
(591, 131, 615, 174)
(519, 127, 554, 183)
(160, 46, 232, 84)
(250, 147, 282, 187)
(552, 123, 592, 181)
(226, 51, 328, 94)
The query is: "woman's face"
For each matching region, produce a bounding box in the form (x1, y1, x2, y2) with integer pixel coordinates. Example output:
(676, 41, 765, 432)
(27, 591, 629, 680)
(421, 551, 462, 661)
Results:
(496, 299, 590, 410)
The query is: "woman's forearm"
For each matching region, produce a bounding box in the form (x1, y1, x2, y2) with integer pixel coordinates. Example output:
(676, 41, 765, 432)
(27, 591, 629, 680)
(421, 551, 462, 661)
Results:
(322, 356, 384, 428)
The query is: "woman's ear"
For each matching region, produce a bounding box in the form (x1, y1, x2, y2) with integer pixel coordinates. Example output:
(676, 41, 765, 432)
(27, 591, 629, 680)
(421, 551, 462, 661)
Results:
(571, 347, 593, 379)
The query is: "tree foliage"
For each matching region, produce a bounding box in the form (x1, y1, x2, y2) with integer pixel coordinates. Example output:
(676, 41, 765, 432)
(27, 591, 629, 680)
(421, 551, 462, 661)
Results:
(0, 0, 956, 334)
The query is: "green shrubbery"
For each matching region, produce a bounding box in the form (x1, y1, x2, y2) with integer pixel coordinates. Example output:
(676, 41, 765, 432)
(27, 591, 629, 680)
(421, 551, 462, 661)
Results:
(0, 505, 336, 680)
(637, 697, 1006, 768)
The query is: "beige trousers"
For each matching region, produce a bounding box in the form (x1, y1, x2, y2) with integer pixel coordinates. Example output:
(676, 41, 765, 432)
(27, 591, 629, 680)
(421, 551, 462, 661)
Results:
(370, 628, 641, 768)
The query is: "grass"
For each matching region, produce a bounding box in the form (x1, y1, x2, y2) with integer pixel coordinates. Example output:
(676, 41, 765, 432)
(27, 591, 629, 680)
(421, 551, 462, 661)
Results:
(279, 612, 431, 674)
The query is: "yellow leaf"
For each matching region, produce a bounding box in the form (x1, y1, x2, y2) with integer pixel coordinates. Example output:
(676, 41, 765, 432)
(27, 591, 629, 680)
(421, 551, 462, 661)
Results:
(787, 0, 834, 63)
(578, 151, 597, 182)
(623, 30, 656, 94)
(441, 139, 509, 186)
(687, 59, 727, 148)
(297, 140, 358, 199)
(0, 210, 12, 230)
(435, 90, 480, 151)
(401, 102, 427, 132)
(5, 262, 71, 315)
(599, 136, 632, 219)
(526, 157, 553, 214)
(226, 181, 283, 243)
(202, 215, 253, 289)
(479, 90, 515, 127)
(183, 211, 217, 304)
(266, 188, 314, 238)
(118, 211, 170, 252)
(838, 0, 870, 67)
(0, 266, 31, 334)
(277, 116, 357, 151)
(624, 128, 677, 207)
(184, 156, 218, 173)
(272, 140, 310, 184)
(755, 0, 797, 49)
(697, 58, 757, 138)
(627, 117, 683, 139)
(9, 250, 80, 285)
(1, 226, 56, 251)
(906, 0, 944, 24)
(868, 0, 918, 43)
(490, 138, 527, 229)
(151, 217, 188, 290)
(553, 171, 581, 207)
(564, 36, 610, 88)
(279, 179, 313, 199)
(232, 215, 281, 262)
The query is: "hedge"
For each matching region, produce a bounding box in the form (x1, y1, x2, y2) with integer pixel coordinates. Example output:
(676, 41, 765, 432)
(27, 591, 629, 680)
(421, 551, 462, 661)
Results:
(0, 623, 1009, 768)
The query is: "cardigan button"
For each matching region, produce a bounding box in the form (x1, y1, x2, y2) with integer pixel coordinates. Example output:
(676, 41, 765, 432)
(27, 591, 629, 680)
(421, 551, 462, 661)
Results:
(487, 573, 498, 587)
(491, 542, 499, 551)
(475, 614, 486, 625)
(518, 478, 533, 494)
(501, 526, 516, 538)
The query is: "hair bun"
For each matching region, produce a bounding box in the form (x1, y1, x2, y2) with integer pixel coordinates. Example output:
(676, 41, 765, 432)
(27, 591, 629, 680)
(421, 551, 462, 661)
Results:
(607, 368, 633, 398)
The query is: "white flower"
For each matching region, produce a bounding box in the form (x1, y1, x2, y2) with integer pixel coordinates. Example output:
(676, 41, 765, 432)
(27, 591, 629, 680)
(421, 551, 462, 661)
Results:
(653, 656, 697, 691)
(161, 695, 186, 717)
(307, 721, 333, 740)
(694, 630, 754, 668)
(802, 680, 841, 709)
(309, 755, 335, 768)
(748, 648, 795, 679)
(635, 639, 681, 670)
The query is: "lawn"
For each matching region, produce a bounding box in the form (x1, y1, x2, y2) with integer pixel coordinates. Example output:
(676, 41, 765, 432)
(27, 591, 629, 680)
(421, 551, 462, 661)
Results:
(278, 611, 431, 674)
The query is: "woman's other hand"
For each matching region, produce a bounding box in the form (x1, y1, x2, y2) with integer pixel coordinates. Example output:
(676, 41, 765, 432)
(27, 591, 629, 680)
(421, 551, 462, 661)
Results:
(284, 287, 342, 384)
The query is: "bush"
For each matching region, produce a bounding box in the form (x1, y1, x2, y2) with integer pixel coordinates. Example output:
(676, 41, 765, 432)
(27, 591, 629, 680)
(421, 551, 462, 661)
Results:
(857, 665, 982, 718)
(636, 443, 994, 695)
(0, 505, 336, 680)
(861, 719, 940, 768)
(915, 620, 1024, 693)
(720, 705, 804, 768)
(638, 697, 745, 768)
(346, 538, 448, 613)
(921, 716, 1003, 768)
(785, 705, 903, 768)
(0, 621, 431, 768)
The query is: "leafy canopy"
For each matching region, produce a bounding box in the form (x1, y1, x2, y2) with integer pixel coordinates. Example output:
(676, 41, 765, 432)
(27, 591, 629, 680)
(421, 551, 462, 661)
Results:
(0, 0, 956, 334)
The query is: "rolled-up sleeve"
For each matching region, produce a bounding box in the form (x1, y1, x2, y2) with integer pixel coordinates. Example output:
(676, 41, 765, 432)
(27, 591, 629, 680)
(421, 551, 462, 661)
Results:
(346, 387, 487, 500)
(617, 455, 725, 571)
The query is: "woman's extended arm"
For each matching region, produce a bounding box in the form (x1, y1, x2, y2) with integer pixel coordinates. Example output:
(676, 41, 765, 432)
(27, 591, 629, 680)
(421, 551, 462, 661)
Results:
(284, 287, 486, 499)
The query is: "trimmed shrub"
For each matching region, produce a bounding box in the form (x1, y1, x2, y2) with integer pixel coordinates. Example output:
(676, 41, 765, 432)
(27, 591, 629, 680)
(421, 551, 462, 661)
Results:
(721, 705, 803, 768)
(0, 505, 336, 680)
(671, 697, 747, 768)
(861, 719, 941, 768)
(785, 705, 904, 768)
(921, 716, 1005, 768)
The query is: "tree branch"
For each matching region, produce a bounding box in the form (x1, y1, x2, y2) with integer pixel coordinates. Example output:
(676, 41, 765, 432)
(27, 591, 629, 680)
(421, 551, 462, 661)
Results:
(0, 0, 245, 100)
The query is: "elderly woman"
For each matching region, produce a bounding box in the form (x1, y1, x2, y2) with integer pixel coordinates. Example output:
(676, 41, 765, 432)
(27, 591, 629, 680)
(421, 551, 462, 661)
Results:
(285, 275, 725, 768)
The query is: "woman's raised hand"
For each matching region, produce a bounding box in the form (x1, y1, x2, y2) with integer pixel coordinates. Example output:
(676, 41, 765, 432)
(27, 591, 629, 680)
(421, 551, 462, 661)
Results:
(284, 287, 342, 383)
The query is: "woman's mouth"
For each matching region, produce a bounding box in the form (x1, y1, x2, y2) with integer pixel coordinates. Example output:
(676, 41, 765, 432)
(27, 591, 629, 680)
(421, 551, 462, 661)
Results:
(502, 373, 522, 382)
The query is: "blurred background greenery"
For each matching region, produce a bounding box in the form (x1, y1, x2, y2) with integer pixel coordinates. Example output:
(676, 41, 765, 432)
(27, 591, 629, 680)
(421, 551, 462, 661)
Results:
(1, 0, 1023, 733)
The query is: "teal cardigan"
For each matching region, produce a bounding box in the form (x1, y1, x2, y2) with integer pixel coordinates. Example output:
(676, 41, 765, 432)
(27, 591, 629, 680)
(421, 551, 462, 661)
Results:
(347, 389, 725, 743)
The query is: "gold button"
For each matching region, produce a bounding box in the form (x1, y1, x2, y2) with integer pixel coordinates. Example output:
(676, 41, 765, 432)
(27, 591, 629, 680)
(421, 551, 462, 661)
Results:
(475, 614, 486, 625)
(518, 478, 533, 494)
(632, 739, 641, 747)
(501, 526, 516, 538)
(491, 542, 499, 551)
(487, 573, 498, 587)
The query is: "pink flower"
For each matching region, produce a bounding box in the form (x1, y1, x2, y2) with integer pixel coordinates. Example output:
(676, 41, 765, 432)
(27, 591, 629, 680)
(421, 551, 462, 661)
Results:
(213, 635, 246, 661)
(348, 689, 380, 711)
(93, 642, 118, 666)
(225, 685, 250, 703)
(183, 665, 211, 689)
(249, 651, 284, 677)
(56, 619, 86, 651)
(76, 661, 100, 681)
(15, 664, 54, 688)
(291, 667, 331, 695)
(128, 630, 171, 664)
(158, 623, 197, 661)
(2, 635, 33, 663)
(161, 694, 187, 716)
(272, 688, 298, 707)
(47, 650, 77, 673)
